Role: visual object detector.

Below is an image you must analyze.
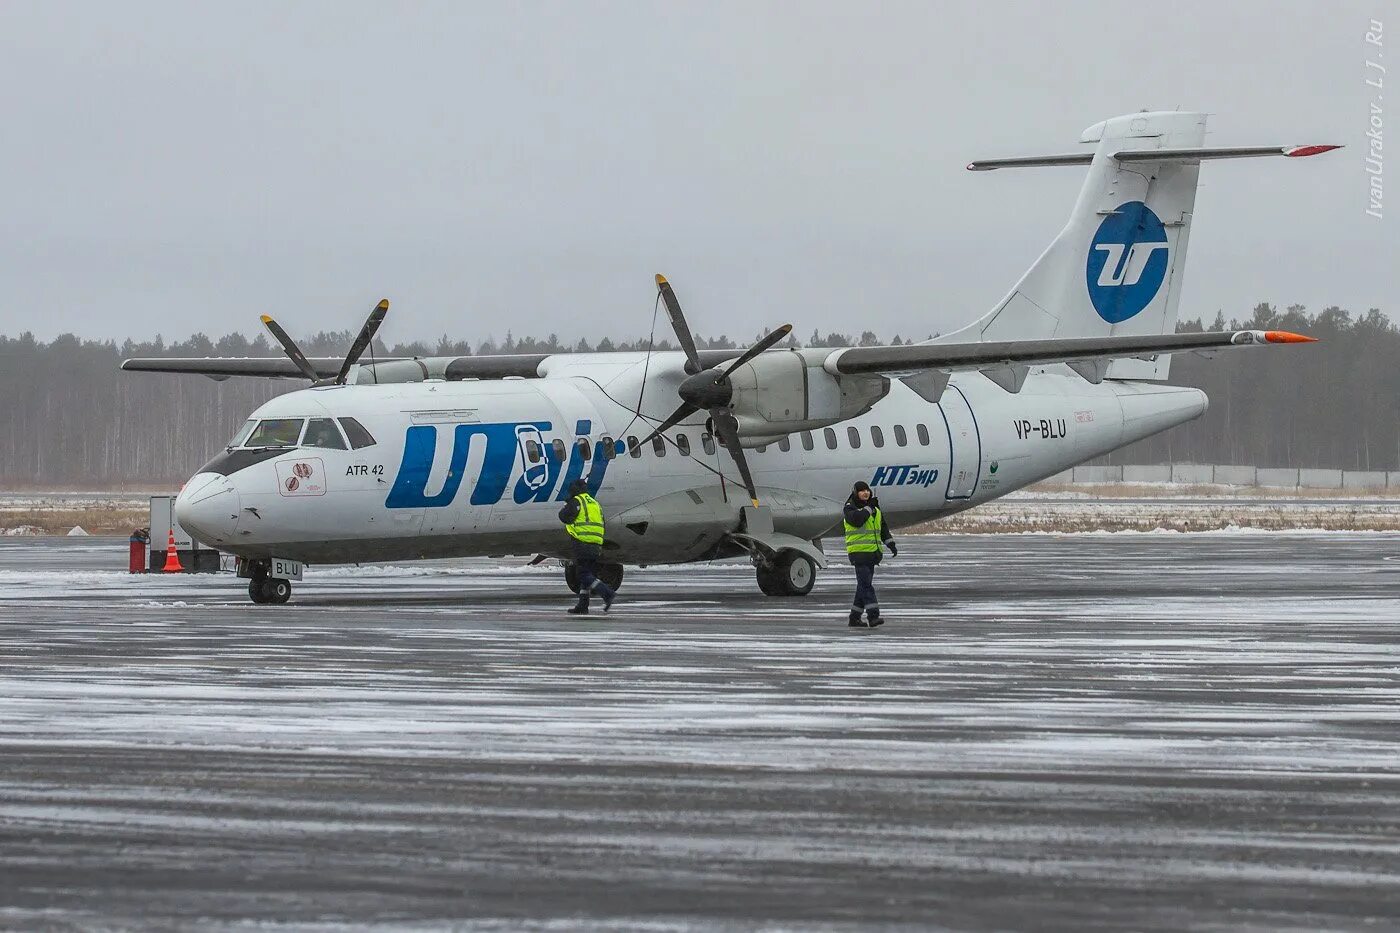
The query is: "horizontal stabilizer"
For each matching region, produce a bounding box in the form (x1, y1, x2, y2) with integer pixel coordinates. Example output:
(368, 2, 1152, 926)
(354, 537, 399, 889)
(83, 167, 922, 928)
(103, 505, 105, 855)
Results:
(969, 144, 1340, 171)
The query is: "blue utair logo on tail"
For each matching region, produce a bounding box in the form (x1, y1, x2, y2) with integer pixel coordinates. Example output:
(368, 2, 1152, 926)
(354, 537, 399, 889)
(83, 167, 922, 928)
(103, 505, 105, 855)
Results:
(1086, 201, 1169, 323)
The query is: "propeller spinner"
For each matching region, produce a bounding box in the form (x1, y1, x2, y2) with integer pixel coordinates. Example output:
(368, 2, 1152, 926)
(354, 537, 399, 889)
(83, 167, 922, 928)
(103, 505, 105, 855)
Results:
(260, 299, 390, 387)
(642, 275, 791, 506)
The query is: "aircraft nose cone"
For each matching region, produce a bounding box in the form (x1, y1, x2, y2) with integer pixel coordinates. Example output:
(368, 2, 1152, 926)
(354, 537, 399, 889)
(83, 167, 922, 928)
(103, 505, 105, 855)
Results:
(174, 473, 239, 546)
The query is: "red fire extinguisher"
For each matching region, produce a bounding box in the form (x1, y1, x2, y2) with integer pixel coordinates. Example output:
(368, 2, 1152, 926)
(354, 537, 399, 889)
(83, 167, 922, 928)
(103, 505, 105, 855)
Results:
(129, 528, 150, 574)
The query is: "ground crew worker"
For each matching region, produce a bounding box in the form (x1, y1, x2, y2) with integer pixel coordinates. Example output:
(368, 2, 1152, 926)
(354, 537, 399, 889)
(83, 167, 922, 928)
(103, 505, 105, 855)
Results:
(843, 480, 896, 627)
(558, 478, 616, 615)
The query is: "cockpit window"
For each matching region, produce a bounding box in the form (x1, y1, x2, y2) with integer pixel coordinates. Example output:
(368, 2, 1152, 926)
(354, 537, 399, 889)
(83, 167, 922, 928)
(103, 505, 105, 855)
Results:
(229, 420, 257, 448)
(303, 418, 347, 450)
(244, 418, 305, 448)
(338, 417, 377, 449)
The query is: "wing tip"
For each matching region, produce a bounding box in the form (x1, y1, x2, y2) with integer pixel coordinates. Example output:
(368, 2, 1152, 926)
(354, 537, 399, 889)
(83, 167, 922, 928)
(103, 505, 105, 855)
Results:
(1265, 330, 1318, 344)
(655, 273, 668, 286)
(259, 314, 274, 325)
(1284, 144, 1342, 158)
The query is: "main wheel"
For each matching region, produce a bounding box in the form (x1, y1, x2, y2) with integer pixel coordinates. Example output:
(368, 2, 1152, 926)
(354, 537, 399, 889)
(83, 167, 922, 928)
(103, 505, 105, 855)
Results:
(597, 563, 624, 591)
(249, 577, 270, 604)
(774, 551, 816, 596)
(756, 564, 784, 596)
(565, 562, 624, 593)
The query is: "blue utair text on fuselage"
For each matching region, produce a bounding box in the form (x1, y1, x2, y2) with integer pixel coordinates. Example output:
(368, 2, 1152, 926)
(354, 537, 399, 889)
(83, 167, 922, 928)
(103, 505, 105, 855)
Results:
(386, 421, 611, 509)
(870, 465, 941, 488)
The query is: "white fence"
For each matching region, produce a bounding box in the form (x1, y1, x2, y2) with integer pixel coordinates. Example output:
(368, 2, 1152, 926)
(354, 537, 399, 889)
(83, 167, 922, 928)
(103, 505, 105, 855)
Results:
(1044, 465, 1400, 490)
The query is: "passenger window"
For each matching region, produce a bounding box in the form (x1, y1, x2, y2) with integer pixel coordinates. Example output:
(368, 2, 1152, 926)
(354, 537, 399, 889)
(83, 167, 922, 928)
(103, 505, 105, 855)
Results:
(229, 420, 256, 448)
(916, 424, 930, 445)
(824, 427, 838, 449)
(652, 436, 666, 457)
(526, 440, 542, 463)
(246, 418, 304, 448)
(778, 436, 790, 452)
(600, 435, 616, 460)
(338, 417, 377, 449)
(677, 434, 691, 457)
(870, 426, 884, 448)
(577, 438, 592, 461)
(894, 424, 908, 447)
(552, 439, 567, 463)
(847, 426, 862, 449)
(701, 433, 716, 455)
(801, 431, 814, 451)
(303, 418, 347, 449)
(627, 435, 642, 458)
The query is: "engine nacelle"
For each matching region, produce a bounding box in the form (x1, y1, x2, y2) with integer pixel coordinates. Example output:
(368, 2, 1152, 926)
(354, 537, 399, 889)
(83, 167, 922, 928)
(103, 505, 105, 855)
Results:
(726, 350, 889, 443)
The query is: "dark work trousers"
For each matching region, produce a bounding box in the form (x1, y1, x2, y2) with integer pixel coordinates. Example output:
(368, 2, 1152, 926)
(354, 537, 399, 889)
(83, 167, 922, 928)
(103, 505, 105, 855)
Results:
(573, 541, 615, 605)
(852, 563, 879, 618)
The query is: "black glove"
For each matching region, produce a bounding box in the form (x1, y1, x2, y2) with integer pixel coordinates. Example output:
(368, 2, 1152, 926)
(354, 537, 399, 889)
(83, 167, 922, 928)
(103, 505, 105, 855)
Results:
(887, 542, 898, 557)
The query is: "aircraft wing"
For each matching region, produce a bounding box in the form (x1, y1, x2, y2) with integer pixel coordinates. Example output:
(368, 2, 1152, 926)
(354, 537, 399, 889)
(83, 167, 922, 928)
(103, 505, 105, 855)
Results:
(120, 357, 367, 379)
(824, 330, 1313, 394)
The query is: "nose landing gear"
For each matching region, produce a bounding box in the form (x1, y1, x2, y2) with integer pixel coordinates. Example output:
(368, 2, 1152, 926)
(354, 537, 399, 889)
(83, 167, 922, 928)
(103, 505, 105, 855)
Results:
(239, 558, 292, 604)
(249, 575, 292, 604)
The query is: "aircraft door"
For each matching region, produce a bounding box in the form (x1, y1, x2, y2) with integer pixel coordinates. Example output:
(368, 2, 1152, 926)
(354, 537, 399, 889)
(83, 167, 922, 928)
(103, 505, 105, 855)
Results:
(939, 385, 982, 500)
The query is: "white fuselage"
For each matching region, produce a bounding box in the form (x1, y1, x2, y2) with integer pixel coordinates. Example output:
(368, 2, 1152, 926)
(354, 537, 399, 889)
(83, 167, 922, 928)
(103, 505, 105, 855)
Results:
(174, 356, 1205, 567)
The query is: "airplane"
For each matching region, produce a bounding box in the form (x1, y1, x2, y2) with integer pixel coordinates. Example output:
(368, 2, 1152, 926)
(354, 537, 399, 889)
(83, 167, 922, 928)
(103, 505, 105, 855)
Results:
(124, 111, 1337, 605)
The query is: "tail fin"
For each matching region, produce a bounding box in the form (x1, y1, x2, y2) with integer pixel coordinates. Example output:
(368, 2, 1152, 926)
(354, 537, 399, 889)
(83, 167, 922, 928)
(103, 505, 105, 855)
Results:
(960, 111, 1208, 378)
(955, 111, 1339, 379)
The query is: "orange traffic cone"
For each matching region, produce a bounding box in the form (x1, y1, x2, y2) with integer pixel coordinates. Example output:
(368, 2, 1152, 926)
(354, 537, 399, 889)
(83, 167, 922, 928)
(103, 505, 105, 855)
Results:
(161, 527, 184, 573)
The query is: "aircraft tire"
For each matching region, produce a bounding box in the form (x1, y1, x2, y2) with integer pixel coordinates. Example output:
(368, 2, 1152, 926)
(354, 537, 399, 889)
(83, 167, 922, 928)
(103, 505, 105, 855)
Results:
(564, 562, 623, 593)
(598, 563, 624, 592)
(267, 578, 292, 604)
(248, 577, 270, 604)
(774, 550, 816, 597)
(755, 565, 785, 596)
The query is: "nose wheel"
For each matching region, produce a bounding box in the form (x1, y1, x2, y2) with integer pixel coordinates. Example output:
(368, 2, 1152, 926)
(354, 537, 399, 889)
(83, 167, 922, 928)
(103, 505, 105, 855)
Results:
(247, 570, 292, 604)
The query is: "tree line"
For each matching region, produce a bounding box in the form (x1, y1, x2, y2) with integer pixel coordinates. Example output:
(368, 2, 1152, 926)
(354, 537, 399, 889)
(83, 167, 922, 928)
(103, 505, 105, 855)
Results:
(0, 303, 1393, 487)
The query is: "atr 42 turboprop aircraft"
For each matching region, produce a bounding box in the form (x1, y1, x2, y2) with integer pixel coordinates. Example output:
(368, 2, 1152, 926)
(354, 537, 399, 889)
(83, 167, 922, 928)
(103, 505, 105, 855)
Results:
(126, 112, 1337, 604)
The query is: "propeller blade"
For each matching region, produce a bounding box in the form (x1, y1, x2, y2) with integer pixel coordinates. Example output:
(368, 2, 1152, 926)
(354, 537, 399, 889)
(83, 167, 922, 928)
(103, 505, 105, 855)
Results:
(639, 401, 701, 447)
(719, 323, 793, 379)
(335, 299, 390, 385)
(259, 314, 320, 382)
(711, 410, 760, 506)
(655, 274, 703, 375)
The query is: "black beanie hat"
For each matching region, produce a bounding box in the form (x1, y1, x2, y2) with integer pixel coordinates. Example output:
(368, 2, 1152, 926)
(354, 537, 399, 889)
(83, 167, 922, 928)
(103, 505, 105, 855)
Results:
(852, 480, 872, 494)
(569, 479, 589, 496)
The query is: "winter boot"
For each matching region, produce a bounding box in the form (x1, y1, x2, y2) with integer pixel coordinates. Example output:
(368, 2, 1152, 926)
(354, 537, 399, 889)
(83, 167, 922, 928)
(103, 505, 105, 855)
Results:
(849, 610, 868, 627)
(867, 607, 883, 628)
(567, 596, 590, 616)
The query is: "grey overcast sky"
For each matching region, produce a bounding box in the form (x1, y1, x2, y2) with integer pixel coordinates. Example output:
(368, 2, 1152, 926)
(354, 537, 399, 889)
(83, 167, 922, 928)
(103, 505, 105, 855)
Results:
(0, 0, 1390, 345)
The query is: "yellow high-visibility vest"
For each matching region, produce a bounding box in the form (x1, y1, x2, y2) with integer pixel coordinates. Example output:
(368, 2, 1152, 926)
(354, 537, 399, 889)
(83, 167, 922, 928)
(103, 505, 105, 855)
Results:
(566, 493, 605, 545)
(843, 506, 882, 554)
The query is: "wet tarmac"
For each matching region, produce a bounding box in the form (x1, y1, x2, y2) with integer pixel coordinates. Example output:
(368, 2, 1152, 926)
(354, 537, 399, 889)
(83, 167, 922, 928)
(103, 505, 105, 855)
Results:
(2, 533, 1399, 930)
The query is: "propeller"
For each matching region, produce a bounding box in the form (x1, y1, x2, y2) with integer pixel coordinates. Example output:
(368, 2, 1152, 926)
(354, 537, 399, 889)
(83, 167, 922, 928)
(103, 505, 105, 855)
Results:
(642, 274, 791, 506)
(260, 299, 390, 387)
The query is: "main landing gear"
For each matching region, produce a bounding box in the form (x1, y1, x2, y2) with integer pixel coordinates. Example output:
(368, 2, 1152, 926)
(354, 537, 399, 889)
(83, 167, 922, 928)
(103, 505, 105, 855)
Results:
(564, 562, 625, 594)
(241, 559, 291, 604)
(755, 550, 816, 597)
